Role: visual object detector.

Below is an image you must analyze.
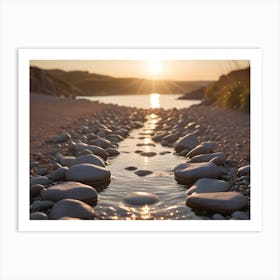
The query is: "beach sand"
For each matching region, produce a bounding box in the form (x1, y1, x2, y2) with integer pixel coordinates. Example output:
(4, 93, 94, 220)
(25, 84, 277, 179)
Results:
(30, 94, 107, 151)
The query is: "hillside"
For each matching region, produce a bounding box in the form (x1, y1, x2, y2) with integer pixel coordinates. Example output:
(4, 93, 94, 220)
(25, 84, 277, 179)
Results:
(178, 86, 205, 100)
(179, 67, 250, 112)
(30, 67, 83, 97)
(30, 66, 212, 97)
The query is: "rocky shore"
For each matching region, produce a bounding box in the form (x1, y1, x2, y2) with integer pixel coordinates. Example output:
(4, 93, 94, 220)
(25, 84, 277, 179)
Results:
(30, 95, 250, 220)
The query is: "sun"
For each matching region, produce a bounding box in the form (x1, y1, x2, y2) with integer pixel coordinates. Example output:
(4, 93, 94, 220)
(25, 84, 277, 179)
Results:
(148, 60, 162, 76)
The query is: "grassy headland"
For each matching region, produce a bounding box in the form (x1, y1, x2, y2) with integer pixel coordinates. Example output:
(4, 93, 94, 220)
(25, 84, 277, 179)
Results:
(179, 67, 250, 112)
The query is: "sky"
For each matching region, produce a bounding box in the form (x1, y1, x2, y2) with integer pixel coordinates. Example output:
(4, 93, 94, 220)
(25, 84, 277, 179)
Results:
(30, 60, 250, 81)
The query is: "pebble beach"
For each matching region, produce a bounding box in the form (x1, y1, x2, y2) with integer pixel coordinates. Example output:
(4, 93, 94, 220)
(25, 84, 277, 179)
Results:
(30, 94, 250, 220)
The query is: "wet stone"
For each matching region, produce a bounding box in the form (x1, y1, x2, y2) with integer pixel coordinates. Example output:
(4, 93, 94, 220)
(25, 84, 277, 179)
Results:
(136, 143, 156, 147)
(123, 191, 159, 206)
(159, 151, 171, 155)
(125, 166, 138, 171)
(140, 152, 157, 157)
(134, 170, 153, 177)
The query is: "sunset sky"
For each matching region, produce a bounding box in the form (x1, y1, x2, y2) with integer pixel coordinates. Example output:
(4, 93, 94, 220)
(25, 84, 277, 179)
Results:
(30, 60, 250, 81)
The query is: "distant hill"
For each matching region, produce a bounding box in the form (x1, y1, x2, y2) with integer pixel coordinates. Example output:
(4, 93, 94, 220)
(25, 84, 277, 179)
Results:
(30, 66, 212, 97)
(30, 67, 83, 97)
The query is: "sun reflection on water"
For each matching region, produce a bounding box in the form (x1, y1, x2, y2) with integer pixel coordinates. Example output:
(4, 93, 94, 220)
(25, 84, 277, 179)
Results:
(150, 93, 160, 109)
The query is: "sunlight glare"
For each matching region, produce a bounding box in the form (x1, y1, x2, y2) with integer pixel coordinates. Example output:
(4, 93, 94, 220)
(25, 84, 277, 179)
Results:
(140, 205, 152, 220)
(148, 60, 162, 76)
(150, 93, 160, 109)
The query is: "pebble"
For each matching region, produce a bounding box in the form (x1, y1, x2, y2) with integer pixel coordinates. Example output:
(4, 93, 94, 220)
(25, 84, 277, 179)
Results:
(161, 134, 179, 143)
(209, 156, 224, 166)
(58, 217, 82, 220)
(30, 212, 48, 220)
(91, 137, 111, 149)
(76, 149, 93, 156)
(69, 154, 105, 167)
(74, 143, 108, 160)
(212, 213, 226, 220)
(134, 170, 153, 177)
(152, 132, 167, 142)
(159, 151, 171, 155)
(186, 192, 248, 214)
(35, 167, 48, 176)
(40, 181, 98, 204)
(174, 132, 199, 153)
(50, 132, 71, 143)
(186, 142, 215, 158)
(30, 184, 45, 196)
(186, 178, 231, 195)
(49, 198, 94, 220)
(30, 161, 39, 168)
(31, 200, 55, 212)
(238, 165, 250, 175)
(105, 147, 120, 156)
(174, 162, 222, 185)
(65, 163, 111, 186)
(190, 152, 226, 164)
(123, 191, 159, 206)
(140, 152, 157, 157)
(30, 176, 51, 187)
(136, 143, 156, 147)
(47, 167, 68, 181)
(60, 156, 76, 166)
(125, 166, 138, 171)
(231, 210, 249, 220)
(52, 162, 62, 170)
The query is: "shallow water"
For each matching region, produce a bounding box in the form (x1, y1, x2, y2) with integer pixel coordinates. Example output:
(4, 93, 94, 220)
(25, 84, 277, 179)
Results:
(77, 93, 201, 109)
(94, 113, 203, 220)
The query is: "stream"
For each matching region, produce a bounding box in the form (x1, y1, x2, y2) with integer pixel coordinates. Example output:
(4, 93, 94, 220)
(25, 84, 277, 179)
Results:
(94, 113, 203, 220)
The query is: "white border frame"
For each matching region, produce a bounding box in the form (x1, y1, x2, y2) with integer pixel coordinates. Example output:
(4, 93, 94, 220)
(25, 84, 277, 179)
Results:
(18, 48, 262, 232)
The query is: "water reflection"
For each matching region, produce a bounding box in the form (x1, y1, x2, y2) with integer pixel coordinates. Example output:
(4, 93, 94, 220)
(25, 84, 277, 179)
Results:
(150, 93, 160, 108)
